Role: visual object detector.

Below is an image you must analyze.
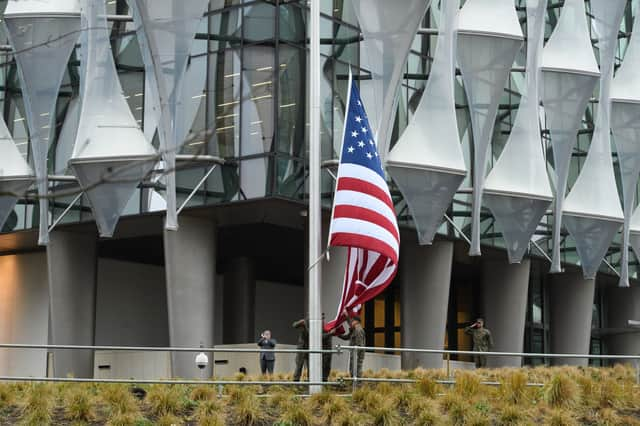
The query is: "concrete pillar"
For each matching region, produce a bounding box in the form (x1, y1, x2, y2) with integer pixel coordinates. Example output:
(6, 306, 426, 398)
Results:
(400, 240, 454, 370)
(223, 257, 255, 344)
(47, 230, 98, 378)
(164, 216, 216, 378)
(481, 259, 530, 367)
(604, 286, 640, 362)
(548, 272, 595, 366)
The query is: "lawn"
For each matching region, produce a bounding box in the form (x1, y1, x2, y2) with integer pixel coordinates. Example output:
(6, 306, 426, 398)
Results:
(1, 365, 639, 425)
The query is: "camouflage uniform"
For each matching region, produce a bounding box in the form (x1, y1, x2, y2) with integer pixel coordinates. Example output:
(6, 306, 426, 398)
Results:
(340, 324, 366, 377)
(464, 325, 493, 368)
(292, 319, 308, 381)
(322, 331, 332, 382)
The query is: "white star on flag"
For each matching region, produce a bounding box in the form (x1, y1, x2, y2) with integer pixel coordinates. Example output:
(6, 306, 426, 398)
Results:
(348, 146, 355, 153)
(351, 131, 358, 137)
(358, 141, 365, 147)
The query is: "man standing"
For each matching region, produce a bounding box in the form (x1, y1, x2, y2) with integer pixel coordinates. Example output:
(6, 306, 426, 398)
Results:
(464, 318, 493, 368)
(337, 312, 366, 378)
(292, 318, 308, 381)
(257, 330, 276, 374)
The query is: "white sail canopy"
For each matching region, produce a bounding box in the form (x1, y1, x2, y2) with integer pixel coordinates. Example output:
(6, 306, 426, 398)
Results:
(68, 0, 157, 238)
(0, 117, 33, 231)
(541, 0, 600, 273)
(353, 0, 431, 162)
(3, 0, 81, 245)
(129, 0, 210, 231)
(386, 0, 466, 245)
(456, 0, 523, 256)
(561, 0, 625, 280)
(611, 1, 640, 287)
(483, 0, 552, 264)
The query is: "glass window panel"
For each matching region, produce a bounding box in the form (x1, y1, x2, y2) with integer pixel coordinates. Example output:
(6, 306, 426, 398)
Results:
(374, 298, 385, 328)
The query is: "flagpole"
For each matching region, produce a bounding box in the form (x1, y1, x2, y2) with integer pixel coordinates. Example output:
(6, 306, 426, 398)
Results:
(308, 0, 322, 394)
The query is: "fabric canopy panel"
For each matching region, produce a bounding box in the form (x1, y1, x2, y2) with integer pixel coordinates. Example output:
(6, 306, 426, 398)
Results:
(129, 0, 209, 231)
(540, 0, 600, 273)
(629, 207, 640, 262)
(0, 114, 34, 231)
(457, 0, 523, 256)
(3, 0, 81, 245)
(68, 0, 157, 238)
(483, 0, 552, 264)
(562, 0, 625, 280)
(353, 0, 431, 162)
(387, 0, 466, 245)
(611, 2, 640, 287)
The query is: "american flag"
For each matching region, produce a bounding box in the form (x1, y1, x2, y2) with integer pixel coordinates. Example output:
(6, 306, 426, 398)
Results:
(324, 76, 400, 333)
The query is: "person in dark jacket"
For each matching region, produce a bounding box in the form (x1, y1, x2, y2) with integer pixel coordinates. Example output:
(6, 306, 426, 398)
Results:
(257, 330, 276, 374)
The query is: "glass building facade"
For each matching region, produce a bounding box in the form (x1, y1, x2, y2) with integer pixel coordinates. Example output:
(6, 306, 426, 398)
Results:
(0, 1, 638, 362)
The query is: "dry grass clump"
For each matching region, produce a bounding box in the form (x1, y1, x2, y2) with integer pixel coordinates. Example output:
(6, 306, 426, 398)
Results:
(100, 384, 142, 425)
(545, 408, 578, 426)
(369, 399, 401, 426)
(193, 398, 225, 426)
(19, 383, 54, 425)
(280, 397, 314, 426)
(190, 384, 217, 401)
(146, 384, 185, 418)
(409, 399, 441, 426)
(454, 370, 481, 398)
(229, 387, 266, 426)
(500, 370, 528, 404)
(544, 373, 579, 408)
(62, 383, 96, 423)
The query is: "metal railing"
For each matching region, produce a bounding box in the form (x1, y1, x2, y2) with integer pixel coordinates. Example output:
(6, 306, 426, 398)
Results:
(0, 342, 637, 392)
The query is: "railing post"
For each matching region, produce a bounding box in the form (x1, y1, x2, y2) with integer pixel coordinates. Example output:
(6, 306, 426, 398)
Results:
(446, 352, 451, 378)
(636, 359, 640, 385)
(351, 347, 357, 393)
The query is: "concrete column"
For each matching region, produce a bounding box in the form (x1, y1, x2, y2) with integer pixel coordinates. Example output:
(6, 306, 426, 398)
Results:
(401, 240, 454, 370)
(548, 272, 595, 366)
(164, 216, 216, 378)
(47, 230, 98, 378)
(481, 259, 530, 367)
(604, 286, 640, 362)
(223, 257, 255, 344)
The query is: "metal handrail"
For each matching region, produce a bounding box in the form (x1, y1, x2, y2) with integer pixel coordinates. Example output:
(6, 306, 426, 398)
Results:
(337, 345, 640, 360)
(0, 343, 338, 354)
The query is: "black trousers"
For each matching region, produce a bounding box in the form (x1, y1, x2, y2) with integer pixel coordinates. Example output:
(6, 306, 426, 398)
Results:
(260, 358, 275, 374)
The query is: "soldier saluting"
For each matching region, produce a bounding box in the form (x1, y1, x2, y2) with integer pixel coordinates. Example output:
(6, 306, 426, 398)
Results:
(464, 318, 493, 368)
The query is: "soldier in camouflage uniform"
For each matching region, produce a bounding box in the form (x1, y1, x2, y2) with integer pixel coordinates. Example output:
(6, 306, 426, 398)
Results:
(322, 314, 333, 382)
(337, 313, 366, 378)
(293, 315, 334, 382)
(292, 318, 308, 381)
(464, 318, 493, 368)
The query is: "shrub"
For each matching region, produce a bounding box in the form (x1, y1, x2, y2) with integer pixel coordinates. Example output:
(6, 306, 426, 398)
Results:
(146, 384, 185, 417)
(321, 396, 349, 424)
(20, 383, 54, 426)
(231, 392, 265, 426)
(416, 376, 438, 398)
(544, 374, 578, 408)
(465, 410, 491, 426)
(281, 398, 314, 426)
(455, 371, 481, 398)
(369, 399, 400, 426)
(409, 399, 440, 425)
(546, 408, 578, 426)
(63, 384, 95, 422)
(101, 384, 139, 415)
(497, 404, 524, 425)
(501, 370, 528, 404)
(105, 411, 144, 426)
(190, 385, 216, 402)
